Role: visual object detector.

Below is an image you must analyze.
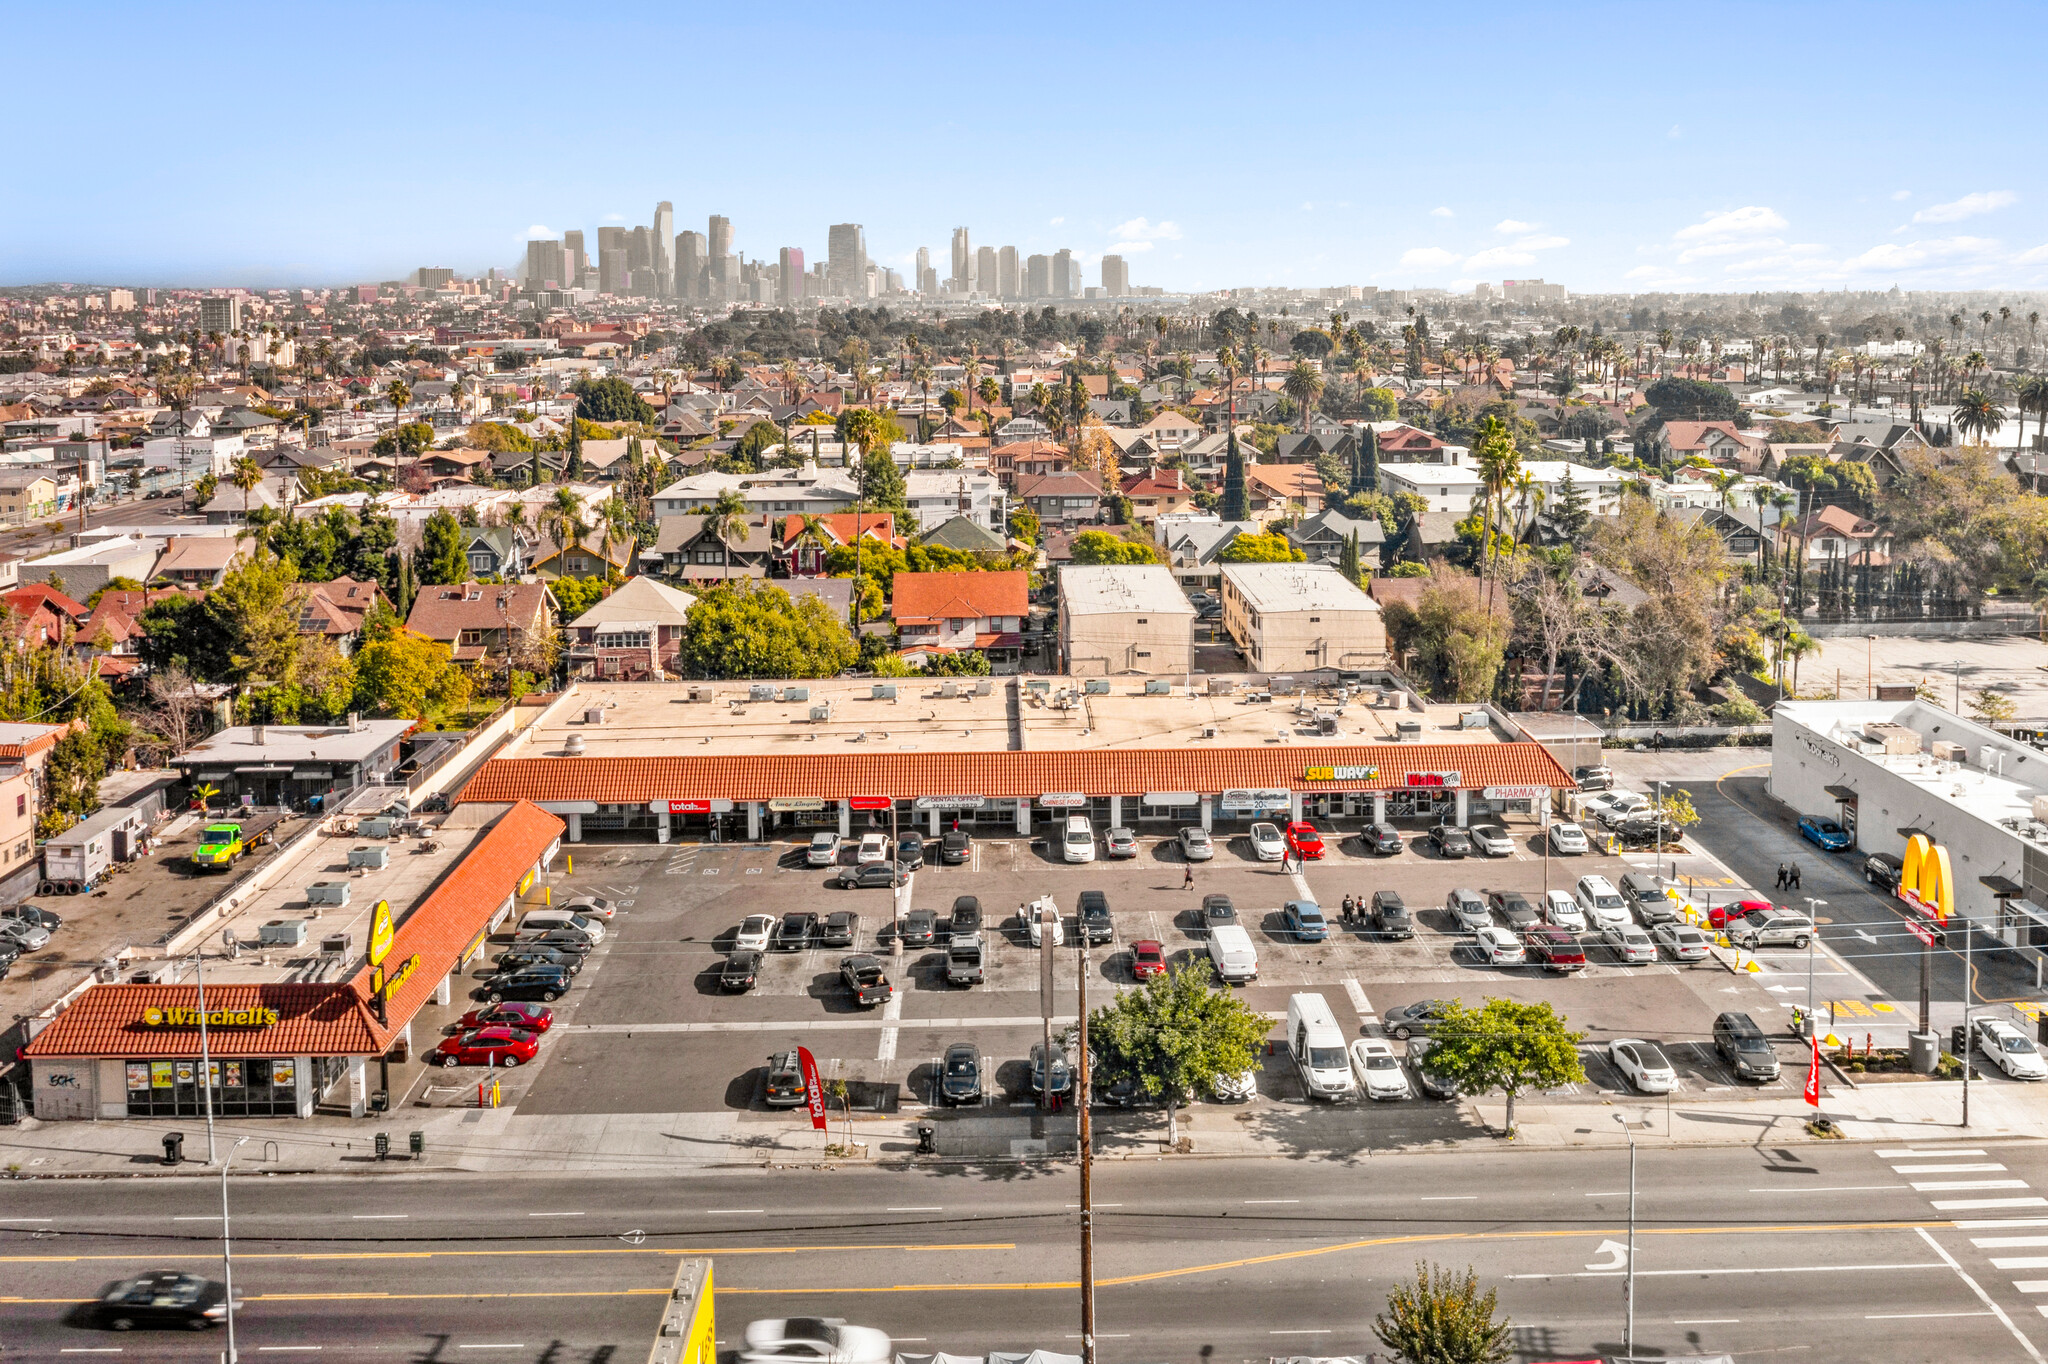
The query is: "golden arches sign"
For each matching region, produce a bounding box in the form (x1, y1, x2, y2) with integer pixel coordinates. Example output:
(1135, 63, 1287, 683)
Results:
(1900, 833, 1954, 921)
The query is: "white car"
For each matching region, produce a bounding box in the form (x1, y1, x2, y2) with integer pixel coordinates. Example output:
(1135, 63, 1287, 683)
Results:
(1179, 827, 1214, 861)
(1596, 792, 1651, 827)
(1543, 889, 1586, 932)
(1473, 925, 1526, 966)
(1349, 1038, 1411, 1101)
(561, 895, 616, 921)
(1447, 888, 1491, 933)
(806, 832, 841, 866)
(734, 914, 777, 952)
(1248, 822, 1286, 862)
(1576, 875, 1629, 930)
(1974, 1019, 2048, 1080)
(1651, 921, 1713, 962)
(1210, 1067, 1259, 1102)
(1609, 1038, 1678, 1093)
(1469, 824, 1514, 857)
(1025, 901, 1065, 947)
(741, 1318, 893, 1364)
(1548, 822, 1589, 855)
(1601, 923, 1658, 965)
(856, 833, 888, 865)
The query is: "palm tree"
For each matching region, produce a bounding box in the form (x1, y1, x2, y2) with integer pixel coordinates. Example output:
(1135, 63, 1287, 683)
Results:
(386, 378, 411, 426)
(702, 488, 751, 583)
(229, 455, 262, 523)
(1283, 361, 1325, 433)
(540, 487, 583, 565)
(1953, 387, 2007, 445)
(1472, 415, 1521, 610)
(598, 495, 634, 572)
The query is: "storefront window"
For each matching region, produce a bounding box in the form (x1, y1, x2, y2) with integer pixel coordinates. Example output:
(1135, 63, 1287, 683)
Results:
(126, 1057, 301, 1117)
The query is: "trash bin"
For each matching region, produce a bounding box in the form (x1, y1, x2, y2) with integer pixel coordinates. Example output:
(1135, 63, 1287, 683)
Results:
(162, 1132, 184, 1165)
(916, 1124, 936, 1155)
(374, 1131, 390, 1161)
(409, 1131, 425, 1159)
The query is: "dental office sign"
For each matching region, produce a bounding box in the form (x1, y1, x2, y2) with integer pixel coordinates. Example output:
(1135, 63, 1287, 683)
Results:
(1220, 788, 1290, 814)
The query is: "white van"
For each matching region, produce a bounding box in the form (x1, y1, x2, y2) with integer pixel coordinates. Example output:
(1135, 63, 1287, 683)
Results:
(1287, 993, 1356, 1100)
(1062, 815, 1096, 864)
(1207, 924, 1258, 983)
(520, 908, 606, 942)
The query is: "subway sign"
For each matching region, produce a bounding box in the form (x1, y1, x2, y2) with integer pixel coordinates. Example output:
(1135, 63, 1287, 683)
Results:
(1303, 766, 1379, 782)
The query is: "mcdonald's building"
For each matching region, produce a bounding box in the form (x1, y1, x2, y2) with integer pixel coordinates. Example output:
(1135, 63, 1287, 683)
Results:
(1772, 699, 2048, 950)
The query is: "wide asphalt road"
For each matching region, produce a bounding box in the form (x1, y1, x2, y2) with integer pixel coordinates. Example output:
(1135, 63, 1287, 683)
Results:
(6, 1139, 2048, 1363)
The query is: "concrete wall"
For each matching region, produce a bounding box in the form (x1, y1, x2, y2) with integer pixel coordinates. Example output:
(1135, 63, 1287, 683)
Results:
(1060, 611, 1194, 675)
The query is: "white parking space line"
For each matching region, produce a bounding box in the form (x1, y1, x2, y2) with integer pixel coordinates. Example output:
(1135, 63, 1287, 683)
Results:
(1343, 977, 1374, 1022)
(877, 991, 904, 1062)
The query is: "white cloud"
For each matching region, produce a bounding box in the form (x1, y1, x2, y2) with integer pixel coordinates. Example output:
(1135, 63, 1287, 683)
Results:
(1667, 124, 1682, 139)
(1111, 217, 1182, 243)
(1842, 236, 2001, 272)
(1464, 247, 1535, 271)
(1494, 219, 1537, 234)
(1912, 191, 2016, 224)
(1626, 264, 1695, 285)
(1429, 206, 1454, 218)
(1515, 234, 1570, 251)
(1300, 201, 1315, 211)
(1400, 247, 1460, 269)
(1116, 241, 1155, 254)
(1674, 206, 1789, 242)
(1049, 216, 1065, 226)
(1892, 189, 1913, 201)
(521, 224, 556, 240)
(2016, 243, 2048, 264)
(603, 212, 624, 221)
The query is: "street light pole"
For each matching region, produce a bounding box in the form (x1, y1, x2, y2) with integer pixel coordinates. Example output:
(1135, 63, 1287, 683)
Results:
(1805, 898, 1826, 1038)
(193, 948, 217, 1165)
(1614, 1112, 1636, 1357)
(221, 1135, 249, 1364)
(1954, 658, 1965, 713)
(1076, 936, 1096, 1364)
(1963, 917, 1975, 1129)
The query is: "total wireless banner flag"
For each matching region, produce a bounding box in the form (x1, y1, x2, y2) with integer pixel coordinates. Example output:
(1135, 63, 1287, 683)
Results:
(797, 1045, 827, 1131)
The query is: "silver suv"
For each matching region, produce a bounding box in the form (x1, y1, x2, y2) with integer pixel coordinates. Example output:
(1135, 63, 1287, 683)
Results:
(1734, 909, 1813, 949)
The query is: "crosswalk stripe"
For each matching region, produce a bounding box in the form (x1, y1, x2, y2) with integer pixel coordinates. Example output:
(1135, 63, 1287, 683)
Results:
(1896, 1163, 2009, 1174)
(1882, 1148, 1988, 1158)
(1956, 1219, 2048, 1229)
(1916, 1181, 2032, 1192)
(1933, 1198, 2048, 1211)
(2012, 1281, 2048, 1293)
(1972, 1238, 2048, 1249)
(1993, 1258, 2048, 1270)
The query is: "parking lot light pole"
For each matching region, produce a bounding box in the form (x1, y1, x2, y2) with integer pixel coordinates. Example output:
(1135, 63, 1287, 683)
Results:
(1805, 898, 1825, 1037)
(1076, 936, 1096, 1364)
(1963, 918, 1974, 1129)
(1614, 1112, 1636, 1357)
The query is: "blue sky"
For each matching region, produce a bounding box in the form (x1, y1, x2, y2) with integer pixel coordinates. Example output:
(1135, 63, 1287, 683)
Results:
(9, 0, 2047, 294)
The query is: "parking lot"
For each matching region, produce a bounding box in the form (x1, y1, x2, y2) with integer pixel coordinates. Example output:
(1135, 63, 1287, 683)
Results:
(421, 799, 2014, 1138)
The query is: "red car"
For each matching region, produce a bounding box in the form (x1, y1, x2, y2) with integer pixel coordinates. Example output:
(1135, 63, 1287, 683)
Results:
(456, 1002, 554, 1034)
(1524, 927, 1587, 973)
(1285, 822, 1326, 860)
(1709, 898, 1774, 930)
(1130, 939, 1166, 979)
(431, 1026, 539, 1068)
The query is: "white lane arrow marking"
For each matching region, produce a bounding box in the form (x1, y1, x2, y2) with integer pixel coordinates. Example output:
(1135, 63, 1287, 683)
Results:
(1585, 1239, 1630, 1272)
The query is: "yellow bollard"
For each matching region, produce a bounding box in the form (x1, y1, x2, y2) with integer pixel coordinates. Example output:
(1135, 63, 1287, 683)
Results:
(544, 887, 551, 906)
(566, 854, 573, 876)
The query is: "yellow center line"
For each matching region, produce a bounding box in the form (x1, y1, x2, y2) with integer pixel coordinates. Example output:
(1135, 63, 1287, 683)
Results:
(0, 1242, 1013, 1266)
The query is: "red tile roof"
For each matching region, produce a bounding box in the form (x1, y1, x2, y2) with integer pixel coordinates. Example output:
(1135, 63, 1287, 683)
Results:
(458, 743, 1571, 805)
(780, 511, 897, 547)
(890, 569, 1028, 624)
(8, 584, 87, 620)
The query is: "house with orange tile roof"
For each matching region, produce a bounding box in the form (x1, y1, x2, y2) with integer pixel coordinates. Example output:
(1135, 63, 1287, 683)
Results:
(781, 511, 897, 577)
(891, 569, 1029, 660)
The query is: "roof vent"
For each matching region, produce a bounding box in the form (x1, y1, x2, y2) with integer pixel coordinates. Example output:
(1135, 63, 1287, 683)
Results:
(564, 733, 586, 756)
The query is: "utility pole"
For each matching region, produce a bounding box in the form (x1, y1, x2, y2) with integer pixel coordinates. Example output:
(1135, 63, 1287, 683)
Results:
(1963, 917, 1975, 1128)
(193, 948, 217, 1165)
(1615, 1112, 1636, 1357)
(1805, 898, 1826, 1038)
(1077, 935, 1096, 1364)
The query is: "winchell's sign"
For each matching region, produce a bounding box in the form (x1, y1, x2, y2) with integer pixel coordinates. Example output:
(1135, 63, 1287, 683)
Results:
(143, 1006, 279, 1029)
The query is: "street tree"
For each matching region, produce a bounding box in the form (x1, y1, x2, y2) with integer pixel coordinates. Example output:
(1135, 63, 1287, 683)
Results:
(1217, 531, 1305, 563)
(1371, 1261, 1513, 1364)
(415, 510, 467, 585)
(1070, 530, 1160, 565)
(1418, 998, 1586, 1135)
(1086, 960, 1269, 1146)
(678, 583, 856, 679)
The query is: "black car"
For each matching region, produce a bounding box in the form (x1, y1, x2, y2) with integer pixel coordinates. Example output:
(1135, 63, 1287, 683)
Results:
(513, 929, 594, 955)
(897, 834, 926, 871)
(1201, 893, 1238, 933)
(834, 862, 901, 890)
(777, 912, 818, 949)
(764, 1050, 806, 1107)
(1078, 890, 1114, 945)
(2, 903, 61, 933)
(840, 953, 893, 1007)
(89, 1271, 228, 1331)
(1370, 890, 1413, 940)
(940, 828, 973, 864)
(493, 946, 583, 975)
(821, 911, 859, 948)
(483, 967, 571, 1003)
(1488, 890, 1540, 932)
(720, 950, 761, 992)
(950, 895, 982, 935)
(1030, 1042, 1074, 1094)
(900, 908, 938, 947)
(1359, 822, 1404, 855)
(1426, 824, 1472, 859)
(940, 1040, 983, 1104)
(1863, 852, 1904, 892)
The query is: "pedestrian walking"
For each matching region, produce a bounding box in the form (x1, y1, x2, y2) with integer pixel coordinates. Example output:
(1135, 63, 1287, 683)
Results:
(1790, 863, 1802, 890)
(1775, 862, 1788, 889)
(1342, 894, 1356, 924)
(1182, 863, 1196, 890)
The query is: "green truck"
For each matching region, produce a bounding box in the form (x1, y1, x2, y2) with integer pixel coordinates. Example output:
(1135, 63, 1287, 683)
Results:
(190, 814, 280, 872)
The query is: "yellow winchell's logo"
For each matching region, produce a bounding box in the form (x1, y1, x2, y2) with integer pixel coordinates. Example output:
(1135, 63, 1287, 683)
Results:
(142, 1006, 280, 1028)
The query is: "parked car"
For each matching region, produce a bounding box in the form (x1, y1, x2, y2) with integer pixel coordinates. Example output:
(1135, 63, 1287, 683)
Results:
(1426, 823, 1472, 859)
(735, 914, 777, 952)
(1030, 1042, 1074, 1094)
(1970, 1018, 2048, 1081)
(1349, 1038, 1411, 1101)
(482, 966, 571, 1003)
(1406, 1037, 1460, 1099)
(899, 908, 938, 947)
(821, 911, 860, 948)
(1025, 902, 1065, 947)
(1734, 909, 1813, 949)
(1249, 822, 1286, 862)
(1104, 827, 1138, 859)
(763, 1052, 807, 1107)
(1542, 888, 1585, 931)
(740, 1318, 892, 1364)
(1575, 764, 1615, 791)
(949, 896, 982, 935)
(1282, 899, 1329, 941)
(1621, 873, 1681, 926)
(1864, 852, 1905, 892)
(1609, 1039, 1677, 1093)
(1202, 893, 1239, 932)
(1489, 890, 1540, 931)
(1370, 890, 1413, 940)
(559, 895, 616, 922)
(834, 862, 901, 890)
(1384, 999, 1454, 1040)
(513, 929, 593, 955)
(456, 1001, 553, 1033)
(720, 951, 761, 992)
(840, 954, 893, 1007)
(940, 1040, 984, 1104)
(1468, 824, 1514, 857)
(1360, 822, 1405, 855)
(856, 832, 888, 864)
(1708, 897, 1775, 930)
(1447, 888, 1491, 933)
(1524, 926, 1587, 973)
(432, 1026, 538, 1068)
(1591, 791, 1651, 827)
(1062, 815, 1096, 864)
(1473, 925, 1526, 965)
(1, 903, 61, 933)
(1130, 939, 1166, 979)
(1712, 1011, 1781, 1080)
(896, 834, 926, 870)
(1798, 815, 1852, 851)
(1600, 923, 1659, 965)
(940, 828, 973, 864)
(1575, 875, 1629, 931)
(0, 918, 51, 952)
(1651, 922, 1714, 962)
(1078, 890, 1114, 945)
(1209, 1067, 1258, 1102)
(806, 832, 841, 867)
(521, 909, 605, 941)
(1285, 822, 1325, 860)
(1178, 827, 1214, 861)
(1547, 822, 1589, 855)
(493, 946, 582, 975)
(778, 911, 819, 948)
(87, 1272, 230, 1332)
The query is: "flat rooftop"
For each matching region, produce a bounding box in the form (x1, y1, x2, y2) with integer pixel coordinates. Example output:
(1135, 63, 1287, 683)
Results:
(507, 678, 1519, 761)
(1779, 698, 2048, 835)
(1221, 563, 1380, 614)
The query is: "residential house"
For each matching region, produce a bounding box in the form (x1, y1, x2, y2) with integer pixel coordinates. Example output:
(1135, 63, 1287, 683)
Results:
(1138, 409, 1202, 452)
(534, 531, 637, 582)
(294, 577, 389, 654)
(404, 580, 557, 665)
(1368, 423, 1448, 463)
(1014, 471, 1103, 526)
(1654, 420, 1768, 471)
(901, 469, 1006, 537)
(918, 514, 1007, 554)
(1782, 503, 1892, 568)
(152, 536, 249, 589)
(0, 472, 60, 524)
(781, 511, 896, 577)
(1244, 462, 1327, 515)
(200, 476, 293, 525)
(993, 441, 1070, 486)
(1287, 510, 1384, 566)
(652, 463, 858, 520)
(783, 577, 855, 626)
(994, 416, 1052, 445)
(416, 448, 492, 482)
(1058, 565, 1195, 675)
(1119, 468, 1202, 524)
(1220, 562, 1386, 672)
(463, 526, 535, 579)
(648, 515, 773, 583)
(1668, 505, 1768, 562)
(20, 536, 159, 597)
(564, 575, 697, 681)
(891, 569, 1029, 667)
(1154, 516, 1260, 593)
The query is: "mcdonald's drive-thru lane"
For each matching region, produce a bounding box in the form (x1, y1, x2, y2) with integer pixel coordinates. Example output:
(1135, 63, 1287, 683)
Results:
(10, 1143, 2048, 1363)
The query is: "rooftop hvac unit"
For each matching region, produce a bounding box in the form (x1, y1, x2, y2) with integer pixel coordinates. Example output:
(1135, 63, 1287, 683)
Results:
(584, 707, 606, 725)
(1460, 710, 1490, 730)
(1025, 680, 1051, 694)
(348, 844, 389, 870)
(1931, 740, 1966, 763)
(940, 681, 958, 698)
(359, 817, 397, 839)
(872, 684, 897, 700)
(1202, 726, 1218, 739)
(749, 684, 776, 702)
(974, 679, 993, 695)
(1207, 678, 1238, 695)
(1144, 679, 1171, 694)
(784, 686, 810, 703)
(257, 919, 308, 947)
(564, 733, 586, 755)
(1084, 679, 1111, 694)
(2033, 795, 2048, 824)
(1395, 720, 1423, 741)
(685, 686, 712, 703)
(320, 932, 351, 956)
(809, 703, 833, 723)
(305, 881, 352, 906)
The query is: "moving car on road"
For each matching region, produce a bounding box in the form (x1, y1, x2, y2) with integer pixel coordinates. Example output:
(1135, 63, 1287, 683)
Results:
(1249, 822, 1286, 861)
(87, 1272, 229, 1332)
(432, 1026, 539, 1068)
(1609, 1039, 1677, 1093)
(741, 1319, 892, 1364)
(1798, 815, 1852, 851)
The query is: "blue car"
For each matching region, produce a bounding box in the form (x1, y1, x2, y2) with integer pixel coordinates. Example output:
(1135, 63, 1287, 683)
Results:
(1798, 816, 1851, 851)
(1282, 899, 1329, 942)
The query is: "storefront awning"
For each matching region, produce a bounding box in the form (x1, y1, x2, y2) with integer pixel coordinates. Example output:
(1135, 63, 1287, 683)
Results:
(236, 765, 292, 775)
(1825, 784, 1859, 801)
(1982, 875, 2026, 897)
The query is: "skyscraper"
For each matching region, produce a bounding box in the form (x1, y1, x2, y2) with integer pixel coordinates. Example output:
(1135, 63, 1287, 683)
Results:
(950, 227, 972, 293)
(675, 231, 705, 299)
(915, 247, 930, 289)
(779, 247, 805, 305)
(200, 295, 241, 333)
(707, 216, 733, 299)
(975, 246, 997, 298)
(827, 223, 866, 298)
(998, 246, 1019, 300)
(523, 239, 567, 291)
(628, 227, 655, 295)
(652, 202, 674, 295)
(1100, 254, 1129, 297)
(1052, 249, 1077, 298)
(1025, 254, 1051, 300)
(598, 227, 629, 295)
(563, 230, 586, 283)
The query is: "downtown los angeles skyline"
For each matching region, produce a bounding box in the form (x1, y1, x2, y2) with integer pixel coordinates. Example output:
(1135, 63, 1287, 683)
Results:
(8, 0, 2048, 295)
